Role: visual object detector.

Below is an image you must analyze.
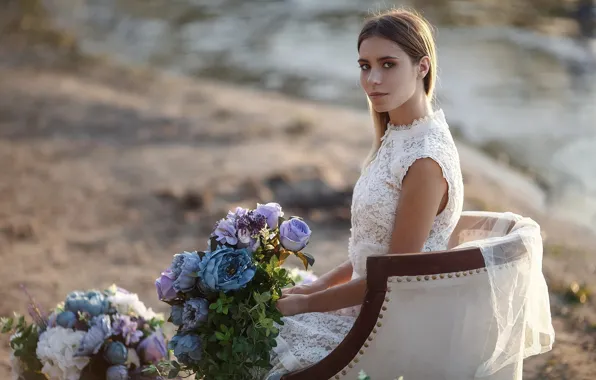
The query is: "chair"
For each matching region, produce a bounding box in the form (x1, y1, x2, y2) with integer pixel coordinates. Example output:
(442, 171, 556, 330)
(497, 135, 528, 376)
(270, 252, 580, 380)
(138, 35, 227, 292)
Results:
(281, 211, 553, 380)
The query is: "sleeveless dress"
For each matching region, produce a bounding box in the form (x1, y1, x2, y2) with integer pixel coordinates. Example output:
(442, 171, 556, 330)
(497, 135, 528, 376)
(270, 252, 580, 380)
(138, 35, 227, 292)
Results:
(266, 109, 464, 379)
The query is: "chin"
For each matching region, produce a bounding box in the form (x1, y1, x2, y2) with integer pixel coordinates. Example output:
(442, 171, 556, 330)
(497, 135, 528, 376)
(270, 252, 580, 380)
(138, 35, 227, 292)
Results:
(370, 102, 393, 113)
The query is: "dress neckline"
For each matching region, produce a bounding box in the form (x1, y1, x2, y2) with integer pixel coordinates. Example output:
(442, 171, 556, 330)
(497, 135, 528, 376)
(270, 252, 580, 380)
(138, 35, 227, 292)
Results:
(387, 109, 444, 132)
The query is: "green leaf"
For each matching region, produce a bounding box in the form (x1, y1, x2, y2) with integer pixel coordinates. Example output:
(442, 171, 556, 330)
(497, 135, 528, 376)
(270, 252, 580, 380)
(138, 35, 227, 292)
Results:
(167, 368, 180, 379)
(1, 317, 14, 333)
(295, 252, 315, 269)
(141, 365, 158, 375)
(210, 236, 219, 252)
(278, 249, 291, 265)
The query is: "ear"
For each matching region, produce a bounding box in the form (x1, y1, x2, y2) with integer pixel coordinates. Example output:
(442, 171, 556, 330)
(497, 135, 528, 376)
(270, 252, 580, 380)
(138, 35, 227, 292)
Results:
(418, 56, 431, 79)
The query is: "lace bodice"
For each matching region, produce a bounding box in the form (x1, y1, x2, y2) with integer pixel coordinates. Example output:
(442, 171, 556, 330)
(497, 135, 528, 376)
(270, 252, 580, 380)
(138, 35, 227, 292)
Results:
(348, 109, 464, 278)
(265, 109, 464, 380)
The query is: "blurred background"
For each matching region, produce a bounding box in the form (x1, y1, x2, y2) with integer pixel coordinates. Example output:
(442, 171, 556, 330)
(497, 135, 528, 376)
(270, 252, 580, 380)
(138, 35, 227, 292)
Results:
(0, 0, 595, 378)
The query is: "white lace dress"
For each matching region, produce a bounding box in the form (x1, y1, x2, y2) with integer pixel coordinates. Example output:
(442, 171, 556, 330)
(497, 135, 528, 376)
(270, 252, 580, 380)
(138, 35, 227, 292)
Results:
(266, 109, 464, 379)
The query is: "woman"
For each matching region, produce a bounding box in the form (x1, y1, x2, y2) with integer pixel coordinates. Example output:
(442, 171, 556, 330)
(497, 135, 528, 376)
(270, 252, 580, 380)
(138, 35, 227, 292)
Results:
(268, 8, 464, 379)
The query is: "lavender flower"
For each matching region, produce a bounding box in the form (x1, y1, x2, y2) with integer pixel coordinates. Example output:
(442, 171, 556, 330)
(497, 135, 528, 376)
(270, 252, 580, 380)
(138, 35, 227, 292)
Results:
(236, 227, 252, 246)
(255, 202, 284, 229)
(236, 210, 267, 236)
(155, 268, 177, 301)
(279, 218, 311, 252)
(213, 218, 237, 245)
(227, 207, 248, 221)
(137, 330, 167, 364)
(182, 298, 209, 330)
(112, 315, 144, 345)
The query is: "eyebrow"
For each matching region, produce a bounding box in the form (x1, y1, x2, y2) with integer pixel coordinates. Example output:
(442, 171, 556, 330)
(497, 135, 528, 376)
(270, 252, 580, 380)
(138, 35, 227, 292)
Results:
(357, 56, 399, 63)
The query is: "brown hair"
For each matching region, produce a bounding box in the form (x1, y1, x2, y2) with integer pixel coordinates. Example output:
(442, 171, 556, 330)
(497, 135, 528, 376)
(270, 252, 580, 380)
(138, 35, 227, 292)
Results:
(358, 8, 438, 168)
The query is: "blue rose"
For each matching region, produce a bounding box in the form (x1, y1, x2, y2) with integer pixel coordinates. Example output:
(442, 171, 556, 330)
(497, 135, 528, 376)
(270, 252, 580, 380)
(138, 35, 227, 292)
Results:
(255, 202, 284, 229)
(170, 251, 203, 293)
(106, 365, 128, 380)
(65, 290, 109, 317)
(170, 304, 183, 326)
(104, 341, 128, 365)
(56, 311, 77, 329)
(75, 315, 112, 356)
(279, 218, 311, 252)
(182, 298, 209, 330)
(198, 247, 256, 292)
(168, 332, 202, 366)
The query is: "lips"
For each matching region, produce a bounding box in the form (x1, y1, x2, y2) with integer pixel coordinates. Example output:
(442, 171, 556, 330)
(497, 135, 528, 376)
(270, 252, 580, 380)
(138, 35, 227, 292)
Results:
(368, 92, 388, 99)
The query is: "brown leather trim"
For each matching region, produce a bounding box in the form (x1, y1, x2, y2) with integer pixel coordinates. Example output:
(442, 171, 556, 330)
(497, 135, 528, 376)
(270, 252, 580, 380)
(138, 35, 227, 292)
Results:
(367, 246, 485, 289)
(281, 247, 485, 380)
(280, 289, 386, 380)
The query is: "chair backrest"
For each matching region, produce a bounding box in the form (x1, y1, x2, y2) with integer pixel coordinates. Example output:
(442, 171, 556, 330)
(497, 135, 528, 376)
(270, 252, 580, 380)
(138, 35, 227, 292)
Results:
(283, 212, 535, 380)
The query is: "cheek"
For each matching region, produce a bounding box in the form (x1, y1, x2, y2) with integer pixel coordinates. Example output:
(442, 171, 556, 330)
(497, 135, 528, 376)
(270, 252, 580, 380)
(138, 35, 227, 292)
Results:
(359, 72, 368, 89)
(389, 69, 416, 94)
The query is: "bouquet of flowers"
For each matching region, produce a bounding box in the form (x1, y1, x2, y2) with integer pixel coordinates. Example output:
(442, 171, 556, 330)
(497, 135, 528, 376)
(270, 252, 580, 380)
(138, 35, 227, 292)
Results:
(152, 202, 314, 380)
(1, 285, 168, 380)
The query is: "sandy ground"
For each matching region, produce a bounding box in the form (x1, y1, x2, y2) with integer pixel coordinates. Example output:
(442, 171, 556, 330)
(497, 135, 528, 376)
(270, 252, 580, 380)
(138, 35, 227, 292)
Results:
(0, 43, 595, 378)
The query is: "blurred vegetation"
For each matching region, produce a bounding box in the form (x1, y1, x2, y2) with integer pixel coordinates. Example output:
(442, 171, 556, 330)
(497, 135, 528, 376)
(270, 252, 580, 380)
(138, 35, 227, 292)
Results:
(0, 0, 78, 53)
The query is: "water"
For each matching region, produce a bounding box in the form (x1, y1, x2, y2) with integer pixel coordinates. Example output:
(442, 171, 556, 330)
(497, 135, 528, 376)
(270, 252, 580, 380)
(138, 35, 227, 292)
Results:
(44, 0, 596, 229)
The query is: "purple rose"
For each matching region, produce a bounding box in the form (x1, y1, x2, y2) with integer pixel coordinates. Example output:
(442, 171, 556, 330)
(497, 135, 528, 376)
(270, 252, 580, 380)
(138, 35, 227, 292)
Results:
(256, 202, 284, 229)
(137, 330, 168, 364)
(155, 268, 178, 301)
(279, 218, 311, 252)
(213, 218, 237, 246)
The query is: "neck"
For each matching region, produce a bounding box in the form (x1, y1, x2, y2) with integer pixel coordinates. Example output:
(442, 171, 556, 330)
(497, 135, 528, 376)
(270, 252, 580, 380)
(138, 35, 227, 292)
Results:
(387, 93, 432, 126)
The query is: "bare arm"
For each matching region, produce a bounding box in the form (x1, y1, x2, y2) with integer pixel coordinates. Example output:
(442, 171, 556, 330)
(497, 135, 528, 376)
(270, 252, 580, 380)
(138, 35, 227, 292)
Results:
(283, 259, 353, 296)
(278, 158, 448, 315)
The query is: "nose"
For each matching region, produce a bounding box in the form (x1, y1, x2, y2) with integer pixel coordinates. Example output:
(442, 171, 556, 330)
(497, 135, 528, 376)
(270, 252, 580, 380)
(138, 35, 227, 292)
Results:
(367, 69, 382, 85)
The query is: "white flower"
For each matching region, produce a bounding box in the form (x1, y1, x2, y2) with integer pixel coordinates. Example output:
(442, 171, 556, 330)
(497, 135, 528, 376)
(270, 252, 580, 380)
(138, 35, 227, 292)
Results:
(9, 351, 23, 380)
(107, 291, 163, 321)
(288, 267, 318, 285)
(36, 326, 90, 380)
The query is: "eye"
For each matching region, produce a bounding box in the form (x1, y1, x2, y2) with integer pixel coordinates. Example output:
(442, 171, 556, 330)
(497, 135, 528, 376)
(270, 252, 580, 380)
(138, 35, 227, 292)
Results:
(383, 62, 395, 69)
(359, 64, 370, 71)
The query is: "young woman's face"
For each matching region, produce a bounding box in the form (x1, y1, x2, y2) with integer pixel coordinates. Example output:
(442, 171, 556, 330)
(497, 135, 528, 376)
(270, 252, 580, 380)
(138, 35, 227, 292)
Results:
(358, 36, 427, 113)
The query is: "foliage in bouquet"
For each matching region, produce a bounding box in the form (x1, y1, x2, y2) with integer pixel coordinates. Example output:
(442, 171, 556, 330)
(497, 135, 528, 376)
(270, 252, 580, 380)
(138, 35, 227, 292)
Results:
(151, 203, 314, 380)
(1, 285, 168, 380)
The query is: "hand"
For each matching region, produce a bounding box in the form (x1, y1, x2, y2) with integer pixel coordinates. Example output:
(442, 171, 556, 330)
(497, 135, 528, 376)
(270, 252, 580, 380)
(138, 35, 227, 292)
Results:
(276, 294, 310, 316)
(282, 281, 327, 298)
